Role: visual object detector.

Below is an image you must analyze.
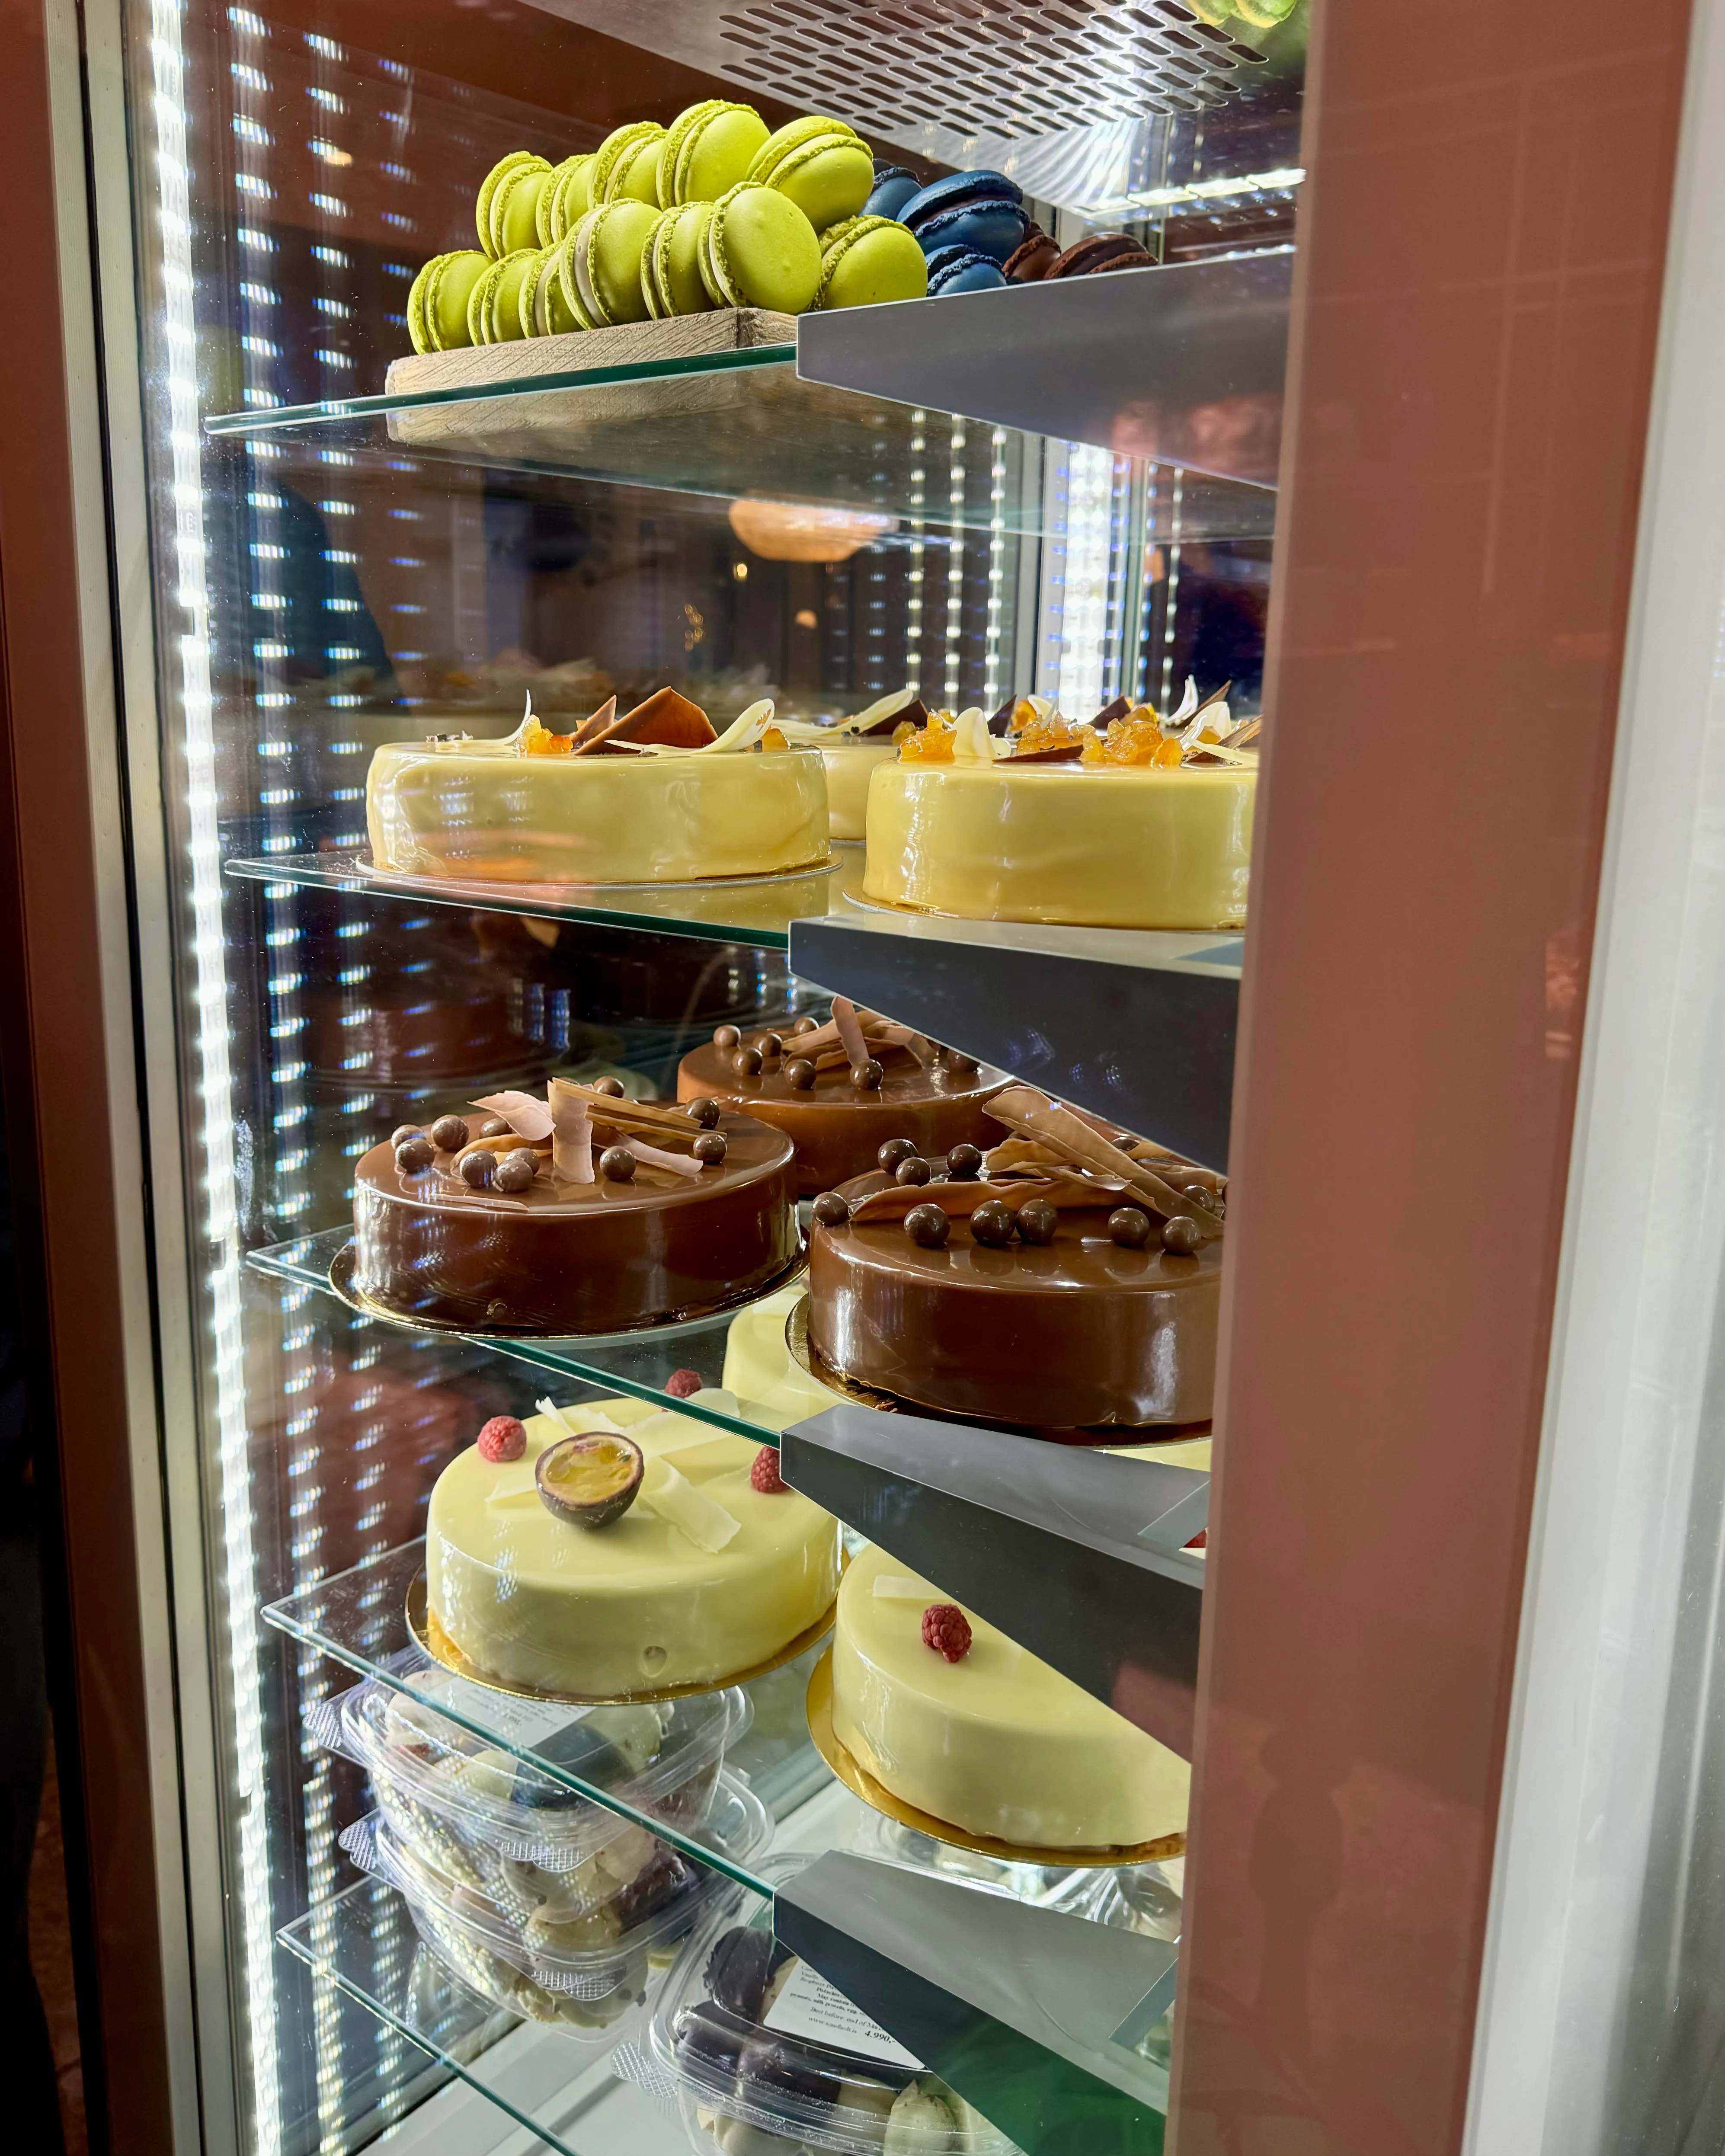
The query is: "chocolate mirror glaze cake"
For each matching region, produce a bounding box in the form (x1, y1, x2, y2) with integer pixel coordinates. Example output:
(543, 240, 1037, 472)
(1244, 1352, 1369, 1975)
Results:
(676, 998, 1003, 1195)
(353, 1081, 797, 1334)
(806, 1085, 1226, 1431)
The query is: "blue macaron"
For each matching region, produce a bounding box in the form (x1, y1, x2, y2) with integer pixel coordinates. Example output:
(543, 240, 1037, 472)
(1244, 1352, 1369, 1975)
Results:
(865, 163, 922, 221)
(900, 170, 1029, 265)
(925, 244, 1008, 296)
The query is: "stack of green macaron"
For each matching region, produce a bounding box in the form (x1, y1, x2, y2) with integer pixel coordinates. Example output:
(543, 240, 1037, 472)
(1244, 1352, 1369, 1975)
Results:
(406, 102, 928, 355)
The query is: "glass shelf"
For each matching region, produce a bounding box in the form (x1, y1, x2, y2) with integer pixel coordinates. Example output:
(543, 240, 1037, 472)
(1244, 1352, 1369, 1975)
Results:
(262, 1536, 829, 1891)
(202, 345, 1277, 542)
(278, 1879, 676, 2156)
(224, 849, 1247, 983)
(246, 1227, 812, 1445)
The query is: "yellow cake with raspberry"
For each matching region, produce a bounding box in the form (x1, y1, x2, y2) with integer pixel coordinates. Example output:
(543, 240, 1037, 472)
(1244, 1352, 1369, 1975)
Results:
(862, 694, 1257, 930)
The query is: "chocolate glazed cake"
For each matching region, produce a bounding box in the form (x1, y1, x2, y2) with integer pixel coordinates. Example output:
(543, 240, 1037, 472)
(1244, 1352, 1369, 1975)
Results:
(353, 1082, 797, 1334)
(676, 998, 1003, 1195)
(806, 1085, 1227, 1433)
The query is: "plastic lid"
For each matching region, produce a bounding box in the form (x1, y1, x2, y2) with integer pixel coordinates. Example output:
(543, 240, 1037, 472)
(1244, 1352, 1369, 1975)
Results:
(639, 1853, 1021, 2155)
(342, 1770, 771, 2002)
(308, 1648, 748, 1869)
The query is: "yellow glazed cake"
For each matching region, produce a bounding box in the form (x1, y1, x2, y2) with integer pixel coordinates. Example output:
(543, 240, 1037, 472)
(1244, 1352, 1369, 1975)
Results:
(720, 1283, 845, 1433)
(780, 688, 927, 841)
(427, 1393, 841, 1695)
(367, 691, 829, 885)
(830, 1543, 1189, 1850)
(862, 695, 1257, 930)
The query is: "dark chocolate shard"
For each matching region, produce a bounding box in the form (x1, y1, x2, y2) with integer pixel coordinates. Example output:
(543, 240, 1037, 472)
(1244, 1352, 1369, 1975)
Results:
(572, 686, 716, 755)
(987, 694, 1019, 736)
(563, 696, 618, 750)
(855, 695, 928, 739)
(1093, 694, 1131, 728)
(1009, 742, 1087, 763)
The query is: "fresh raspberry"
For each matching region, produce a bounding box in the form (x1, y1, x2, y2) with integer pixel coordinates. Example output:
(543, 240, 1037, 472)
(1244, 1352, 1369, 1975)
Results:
(666, 1369, 703, 1399)
(750, 1446, 788, 1494)
(476, 1415, 526, 1464)
(1185, 1529, 1208, 1551)
(922, 1603, 972, 1663)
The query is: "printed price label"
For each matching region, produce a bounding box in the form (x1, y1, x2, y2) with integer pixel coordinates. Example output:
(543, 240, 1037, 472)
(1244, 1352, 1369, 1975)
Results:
(762, 1958, 925, 2071)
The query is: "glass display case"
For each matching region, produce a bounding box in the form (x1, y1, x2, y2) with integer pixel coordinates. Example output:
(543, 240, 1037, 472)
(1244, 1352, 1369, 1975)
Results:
(10, 1, 1725, 2154)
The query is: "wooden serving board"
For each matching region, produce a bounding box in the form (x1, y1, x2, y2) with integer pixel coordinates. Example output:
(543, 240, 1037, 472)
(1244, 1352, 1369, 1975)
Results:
(382, 309, 809, 454)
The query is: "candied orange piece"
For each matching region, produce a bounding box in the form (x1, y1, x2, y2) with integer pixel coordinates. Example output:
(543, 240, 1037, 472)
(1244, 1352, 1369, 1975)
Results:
(1007, 698, 1041, 735)
(1083, 709, 1186, 768)
(521, 715, 576, 756)
(758, 725, 788, 752)
(898, 715, 957, 763)
(1015, 710, 1088, 757)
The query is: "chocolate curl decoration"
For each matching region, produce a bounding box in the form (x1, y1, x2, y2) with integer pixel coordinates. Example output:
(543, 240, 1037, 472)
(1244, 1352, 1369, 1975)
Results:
(848, 1176, 1120, 1225)
(549, 1082, 704, 1139)
(549, 1082, 595, 1184)
(986, 1086, 1223, 1237)
(830, 997, 874, 1077)
(622, 1136, 704, 1180)
(470, 1089, 555, 1142)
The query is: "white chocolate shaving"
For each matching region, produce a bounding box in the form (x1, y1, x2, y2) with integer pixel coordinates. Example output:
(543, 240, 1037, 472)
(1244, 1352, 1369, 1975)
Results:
(638, 1458, 741, 1552)
(872, 1573, 932, 1600)
(1162, 677, 1200, 735)
(471, 1090, 555, 1143)
(835, 686, 918, 736)
(951, 707, 996, 762)
(623, 1136, 704, 1180)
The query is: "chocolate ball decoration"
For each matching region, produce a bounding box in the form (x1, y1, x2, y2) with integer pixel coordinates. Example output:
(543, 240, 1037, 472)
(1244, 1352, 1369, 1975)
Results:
(904, 1203, 951, 1249)
(458, 1150, 496, 1190)
(940, 1046, 979, 1074)
(733, 1046, 764, 1078)
(394, 1135, 436, 1175)
(755, 1031, 783, 1058)
(692, 1132, 728, 1166)
(390, 1124, 420, 1147)
(877, 1137, 918, 1173)
(429, 1113, 468, 1153)
(591, 1075, 627, 1098)
(493, 1151, 538, 1194)
(851, 1058, 884, 1091)
(968, 1199, 1015, 1248)
(536, 1431, 645, 1529)
(789, 1015, 819, 1036)
(480, 1116, 510, 1137)
(713, 1024, 741, 1050)
(895, 1156, 931, 1187)
(1162, 1215, 1205, 1256)
(784, 1057, 817, 1091)
(686, 1097, 722, 1128)
(1108, 1206, 1153, 1249)
(946, 1144, 983, 1181)
(812, 1192, 851, 1226)
(1016, 1197, 1060, 1246)
(598, 1145, 637, 1182)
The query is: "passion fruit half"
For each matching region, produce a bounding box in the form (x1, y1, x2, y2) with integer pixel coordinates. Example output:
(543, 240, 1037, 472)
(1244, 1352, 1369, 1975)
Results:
(535, 1431, 645, 1529)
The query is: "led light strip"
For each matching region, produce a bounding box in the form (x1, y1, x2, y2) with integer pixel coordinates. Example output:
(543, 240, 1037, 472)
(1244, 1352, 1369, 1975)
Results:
(1085, 164, 1306, 218)
(147, 6, 280, 2148)
(944, 416, 967, 707)
(905, 409, 926, 693)
(983, 427, 1008, 710)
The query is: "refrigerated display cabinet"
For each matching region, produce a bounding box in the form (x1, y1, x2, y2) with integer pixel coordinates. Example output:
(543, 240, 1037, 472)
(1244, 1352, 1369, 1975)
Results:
(4, 0, 1725, 2153)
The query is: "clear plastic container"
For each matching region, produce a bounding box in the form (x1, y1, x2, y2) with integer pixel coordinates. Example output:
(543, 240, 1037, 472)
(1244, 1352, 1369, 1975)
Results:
(844, 1808, 1083, 1909)
(308, 1649, 749, 1880)
(633, 1855, 1021, 2155)
(341, 1771, 771, 2038)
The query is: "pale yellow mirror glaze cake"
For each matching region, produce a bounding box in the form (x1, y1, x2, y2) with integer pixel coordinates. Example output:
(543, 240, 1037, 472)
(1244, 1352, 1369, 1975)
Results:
(862, 757, 1255, 928)
(831, 1542, 1189, 1850)
(428, 1395, 841, 1695)
(815, 738, 896, 840)
(366, 735, 829, 885)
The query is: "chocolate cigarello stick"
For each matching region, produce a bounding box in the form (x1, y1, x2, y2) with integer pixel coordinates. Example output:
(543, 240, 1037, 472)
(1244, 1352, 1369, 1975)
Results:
(832, 997, 873, 1076)
(547, 1078, 704, 1138)
(986, 1087, 1223, 1236)
(848, 1176, 1114, 1225)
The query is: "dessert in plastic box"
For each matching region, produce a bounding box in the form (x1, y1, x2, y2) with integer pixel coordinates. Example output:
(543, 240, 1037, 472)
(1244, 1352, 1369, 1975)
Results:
(308, 1649, 749, 1884)
(427, 1392, 842, 1696)
(341, 1769, 769, 2036)
(628, 1855, 1021, 2153)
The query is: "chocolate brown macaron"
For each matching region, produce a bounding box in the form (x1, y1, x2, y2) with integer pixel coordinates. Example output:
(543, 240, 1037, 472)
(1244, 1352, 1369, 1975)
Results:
(1046, 233, 1155, 278)
(1004, 228, 1060, 281)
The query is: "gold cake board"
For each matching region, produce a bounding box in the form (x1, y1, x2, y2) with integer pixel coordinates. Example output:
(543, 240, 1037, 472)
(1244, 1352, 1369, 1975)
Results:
(328, 1238, 807, 1345)
(784, 1293, 1212, 1451)
(805, 1649, 1186, 1872)
(406, 1567, 838, 1708)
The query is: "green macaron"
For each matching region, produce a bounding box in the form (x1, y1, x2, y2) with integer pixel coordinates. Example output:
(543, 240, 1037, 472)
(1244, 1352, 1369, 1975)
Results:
(407, 250, 489, 352)
(644, 202, 717, 317)
(816, 215, 929, 308)
(538, 154, 595, 246)
(467, 249, 537, 343)
(479, 152, 554, 258)
(701, 184, 823, 313)
(746, 115, 874, 232)
(571, 199, 659, 326)
(548, 231, 597, 332)
(518, 245, 586, 336)
(593, 121, 667, 205)
(661, 99, 770, 205)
